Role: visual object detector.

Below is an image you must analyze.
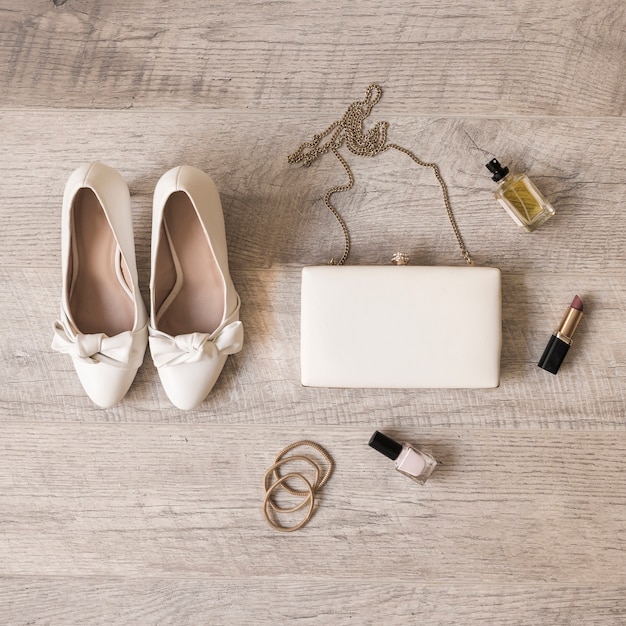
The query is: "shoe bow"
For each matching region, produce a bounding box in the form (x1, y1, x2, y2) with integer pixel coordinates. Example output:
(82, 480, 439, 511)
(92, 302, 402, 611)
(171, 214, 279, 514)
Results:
(149, 320, 243, 368)
(52, 320, 139, 367)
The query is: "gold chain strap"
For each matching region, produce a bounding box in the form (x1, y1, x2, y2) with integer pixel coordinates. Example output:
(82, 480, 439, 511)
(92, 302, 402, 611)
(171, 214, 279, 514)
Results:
(288, 83, 472, 266)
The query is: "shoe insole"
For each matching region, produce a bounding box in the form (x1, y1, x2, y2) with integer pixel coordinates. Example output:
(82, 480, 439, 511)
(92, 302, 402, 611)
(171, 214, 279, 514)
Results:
(156, 191, 225, 336)
(69, 188, 134, 336)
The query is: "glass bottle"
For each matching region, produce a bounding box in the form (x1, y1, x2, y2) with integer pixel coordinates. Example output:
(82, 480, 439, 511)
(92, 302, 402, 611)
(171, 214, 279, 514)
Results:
(368, 431, 437, 485)
(486, 158, 555, 232)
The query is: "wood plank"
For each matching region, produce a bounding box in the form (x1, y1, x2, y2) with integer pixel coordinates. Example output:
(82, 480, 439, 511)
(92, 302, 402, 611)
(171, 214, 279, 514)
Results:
(1, 578, 625, 625)
(0, 424, 625, 583)
(0, 112, 625, 273)
(1, 267, 625, 428)
(1, 1, 625, 622)
(1, 1, 625, 116)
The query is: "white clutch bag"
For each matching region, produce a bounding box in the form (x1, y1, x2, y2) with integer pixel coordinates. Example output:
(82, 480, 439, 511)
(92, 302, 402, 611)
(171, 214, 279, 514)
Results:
(289, 84, 502, 389)
(301, 265, 501, 388)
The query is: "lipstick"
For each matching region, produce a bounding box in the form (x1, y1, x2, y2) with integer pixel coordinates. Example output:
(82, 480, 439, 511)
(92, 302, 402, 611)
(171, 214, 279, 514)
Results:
(538, 295, 584, 374)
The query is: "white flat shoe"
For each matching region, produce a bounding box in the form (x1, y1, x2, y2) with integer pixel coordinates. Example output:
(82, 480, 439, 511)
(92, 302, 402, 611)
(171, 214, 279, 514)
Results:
(52, 162, 148, 408)
(149, 165, 243, 410)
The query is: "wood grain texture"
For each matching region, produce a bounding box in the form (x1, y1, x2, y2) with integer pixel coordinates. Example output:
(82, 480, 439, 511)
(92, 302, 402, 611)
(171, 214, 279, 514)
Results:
(0, 112, 625, 273)
(1, 1, 625, 116)
(1, 579, 625, 625)
(0, 424, 625, 583)
(1, 0, 626, 623)
(1, 267, 625, 428)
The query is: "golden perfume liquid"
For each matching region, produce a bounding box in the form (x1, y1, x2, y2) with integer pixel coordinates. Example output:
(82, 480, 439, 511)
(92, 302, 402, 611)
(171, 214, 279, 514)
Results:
(486, 158, 555, 232)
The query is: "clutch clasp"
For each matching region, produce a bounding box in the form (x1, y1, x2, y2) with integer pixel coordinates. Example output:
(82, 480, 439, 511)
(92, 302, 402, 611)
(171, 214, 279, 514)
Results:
(391, 252, 410, 265)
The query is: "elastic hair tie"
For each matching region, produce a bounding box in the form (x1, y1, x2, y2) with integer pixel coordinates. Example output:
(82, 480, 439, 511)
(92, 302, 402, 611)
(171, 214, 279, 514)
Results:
(264, 456, 320, 513)
(263, 473, 315, 533)
(262, 440, 334, 532)
(272, 440, 334, 496)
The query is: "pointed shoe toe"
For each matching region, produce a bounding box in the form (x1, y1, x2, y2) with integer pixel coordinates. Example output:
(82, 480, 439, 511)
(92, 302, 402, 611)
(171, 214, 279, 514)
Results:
(149, 165, 243, 410)
(74, 358, 142, 409)
(51, 162, 148, 407)
(157, 356, 228, 410)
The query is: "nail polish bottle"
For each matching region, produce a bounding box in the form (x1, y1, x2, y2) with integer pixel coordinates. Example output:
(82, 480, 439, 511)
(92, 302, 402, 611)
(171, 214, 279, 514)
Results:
(368, 431, 437, 484)
(486, 158, 555, 232)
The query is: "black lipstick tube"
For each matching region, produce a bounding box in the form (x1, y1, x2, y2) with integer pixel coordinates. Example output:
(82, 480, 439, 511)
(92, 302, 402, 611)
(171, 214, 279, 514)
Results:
(538, 297, 583, 375)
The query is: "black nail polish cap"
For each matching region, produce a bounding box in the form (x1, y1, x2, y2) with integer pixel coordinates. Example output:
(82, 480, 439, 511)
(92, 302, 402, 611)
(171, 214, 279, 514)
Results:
(486, 158, 509, 182)
(368, 431, 402, 461)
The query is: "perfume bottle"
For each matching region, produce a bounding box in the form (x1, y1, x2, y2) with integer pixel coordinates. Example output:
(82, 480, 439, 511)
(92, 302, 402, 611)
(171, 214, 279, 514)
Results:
(486, 158, 555, 232)
(368, 431, 437, 484)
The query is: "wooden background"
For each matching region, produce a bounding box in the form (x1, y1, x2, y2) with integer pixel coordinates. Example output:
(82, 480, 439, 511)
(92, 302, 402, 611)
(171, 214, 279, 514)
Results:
(1, 0, 625, 623)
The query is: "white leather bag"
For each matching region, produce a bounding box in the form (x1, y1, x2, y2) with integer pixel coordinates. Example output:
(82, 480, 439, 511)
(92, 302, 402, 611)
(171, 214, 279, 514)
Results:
(301, 265, 501, 388)
(289, 84, 502, 389)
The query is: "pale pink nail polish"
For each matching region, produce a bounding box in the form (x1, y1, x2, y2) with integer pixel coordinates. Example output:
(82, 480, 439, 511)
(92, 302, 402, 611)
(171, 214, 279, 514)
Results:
(368, 431, 437, 484)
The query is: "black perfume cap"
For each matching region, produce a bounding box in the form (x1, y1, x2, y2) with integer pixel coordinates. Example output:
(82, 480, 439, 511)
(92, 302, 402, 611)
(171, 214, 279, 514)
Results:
(368, 431, 402, 461)
(486, 158, 509, 182)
